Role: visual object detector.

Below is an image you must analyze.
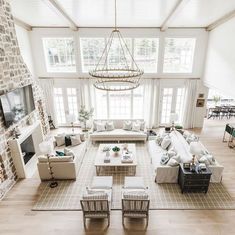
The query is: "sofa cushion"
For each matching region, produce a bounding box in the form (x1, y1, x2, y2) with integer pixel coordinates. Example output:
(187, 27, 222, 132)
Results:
(132, 122, 141, 132)
(96, 122, 106, 132)
(106, 121, 114, 131)
(167, 158, 179, 167)
(161, 136, 171, 150)
(137, 120, 145, 131)
(55, 134, 65, 146)
(122, 190, 149, 200)
(71, 135, 81, 146)
(91, 129, 146, 138)
(123, 121, 132, 131)
(64, 148, 75, 158)
(49, 156, 74, 162)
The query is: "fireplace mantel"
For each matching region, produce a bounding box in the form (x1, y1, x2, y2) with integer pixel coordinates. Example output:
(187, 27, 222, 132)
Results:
(8, 121, 44, 178)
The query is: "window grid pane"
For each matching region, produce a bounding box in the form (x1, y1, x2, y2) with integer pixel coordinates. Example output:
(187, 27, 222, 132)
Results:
(134, 38, 159, 73)
(54, 88, 66, 124)
(175, 88, 185, 124)
(43, 38, 76, 73)
(161, 88, 173, 124)
(133, 86, 144, 119)
(163, 38, 196, 73)
(67, 88, 78, 120)
(95, 90, 108, 119)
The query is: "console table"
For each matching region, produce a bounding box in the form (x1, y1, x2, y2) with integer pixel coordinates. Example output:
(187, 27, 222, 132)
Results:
(178, 163, 211, 194)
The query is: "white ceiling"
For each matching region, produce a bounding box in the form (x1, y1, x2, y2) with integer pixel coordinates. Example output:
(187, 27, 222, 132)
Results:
(9, 0, 235, 28)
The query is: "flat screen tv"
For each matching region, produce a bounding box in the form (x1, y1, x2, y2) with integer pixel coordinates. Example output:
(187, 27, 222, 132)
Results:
(0, 85, 35, 128)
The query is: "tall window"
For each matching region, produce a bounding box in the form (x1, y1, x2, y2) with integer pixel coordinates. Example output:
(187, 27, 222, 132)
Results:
(54, 88, 66, 124)
(161, 88, 173, 124)
(80, 38, 105, 72)
(175, 88, 185, 124)
(109, 91, 131, 119)
(43, 38, 76, 73)
(67, 88, 78, 120)
(95, 89, 108, 119)
(133, 86, 144, 119)
(163, 38, 196, 73)
(134, 38, 159, 72)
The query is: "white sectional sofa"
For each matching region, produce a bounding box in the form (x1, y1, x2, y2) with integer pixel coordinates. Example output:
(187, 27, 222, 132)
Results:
(148, 130, 224, 183)
(90, 119, 147, 143)
(37, 141, 88, 180)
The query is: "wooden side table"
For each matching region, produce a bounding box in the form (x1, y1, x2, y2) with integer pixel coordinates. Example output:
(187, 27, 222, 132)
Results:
(178, 163, 212, 194)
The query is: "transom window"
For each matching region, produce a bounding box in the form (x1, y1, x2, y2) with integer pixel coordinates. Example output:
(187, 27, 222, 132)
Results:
(163, 38, 196, 73)
(43, 37, 76, 73)
(134, 38, 159, 73)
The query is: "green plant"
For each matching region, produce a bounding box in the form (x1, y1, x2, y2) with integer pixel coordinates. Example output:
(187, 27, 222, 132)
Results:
(175, 125, 183, 129)
(78, 105, 94, 131)
(112, 146, 120, 152)
(212, 95, 221, 105)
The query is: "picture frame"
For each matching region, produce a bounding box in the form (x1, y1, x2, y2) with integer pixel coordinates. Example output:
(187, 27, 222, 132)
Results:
(198, 93, 204, 98)
(183, 163, 190, 169)
(196, 99, 205, 107)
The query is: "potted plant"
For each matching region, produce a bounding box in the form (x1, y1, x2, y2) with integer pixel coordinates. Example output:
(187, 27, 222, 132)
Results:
(78, 105, 94, 132)
(175, 125, 184, 134)
(112, 146, 120, 156)
(212, 95, 221, 106)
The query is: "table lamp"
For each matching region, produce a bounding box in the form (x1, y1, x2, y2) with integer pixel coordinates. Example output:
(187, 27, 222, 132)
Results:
(189, 141, 201, 172)
(170, 112, 179, 131)
(67, 114, 76, 134)
(39, 140, 58, 188)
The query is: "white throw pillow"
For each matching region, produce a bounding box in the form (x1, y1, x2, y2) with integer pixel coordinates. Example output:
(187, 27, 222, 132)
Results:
(64, 148, 75, 159)
(71, 135, 81, 146)
(161, 136, 171, 150)
(96, 122, 106, 132)
(123, 121, 132, 131)
(167, 158, 179, 167)
(137, 120, 145, 131)
(106, 121, 114, 131)
(171, 154, 181, 163)
(186, 134, 199, 144)
(132, 122, 141, 132)
(54, 134, 65, 146)
(183, 130, 191, 139)
(199, 155, 210, 165)
(167, 150, 177, 158)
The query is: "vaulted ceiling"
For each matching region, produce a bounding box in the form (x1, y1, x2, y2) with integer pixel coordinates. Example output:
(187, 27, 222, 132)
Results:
(9, 0, 235, 29)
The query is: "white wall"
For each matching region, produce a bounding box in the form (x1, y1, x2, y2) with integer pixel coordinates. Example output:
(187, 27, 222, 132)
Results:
(203, 18, 235, 99)
(15, 25, 35, 77)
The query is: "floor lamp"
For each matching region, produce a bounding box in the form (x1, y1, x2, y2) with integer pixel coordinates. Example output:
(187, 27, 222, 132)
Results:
(39, 140, 58, 188)
(67, 114, 76, 134)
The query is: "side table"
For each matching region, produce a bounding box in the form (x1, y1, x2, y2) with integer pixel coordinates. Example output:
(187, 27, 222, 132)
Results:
(178, 163, 212, 194)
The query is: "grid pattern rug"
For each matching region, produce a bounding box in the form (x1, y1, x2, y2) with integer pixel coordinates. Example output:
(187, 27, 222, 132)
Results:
(32, 143, 235, 211)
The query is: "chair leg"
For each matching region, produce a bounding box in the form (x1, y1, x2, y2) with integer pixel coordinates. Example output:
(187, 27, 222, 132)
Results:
(146, 216, 149, 228)
(122, 215, 125, 226)
(83, 216, 86, 228)
(108, 215, 110, 227)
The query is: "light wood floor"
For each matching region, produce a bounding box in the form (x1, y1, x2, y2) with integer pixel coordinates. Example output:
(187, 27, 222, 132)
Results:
(1, 118, 235, 235)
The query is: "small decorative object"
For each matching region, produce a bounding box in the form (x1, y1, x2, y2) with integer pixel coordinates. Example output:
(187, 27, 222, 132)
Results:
(170, 112, 178, 131)
(112, 146, 120, 156)
(103, 146, 111, 152)
(189, 142, 201, 172)
(39, 140, 58, 188)
(48, 115, 55, 129)
(106, 151, 110, 157)
(165, 126, 171, 133)
(14, 126, 21, 138)
(198, 93, 204, 98)
(66, 114, 76, 134)
(123, 143, 128, 150)
(78, 105, 94, 132)
(212, 95, 221, 106)
(183, 163, 190, 169)
(104, 152, 111, 163)
(196, 99, 205, 107)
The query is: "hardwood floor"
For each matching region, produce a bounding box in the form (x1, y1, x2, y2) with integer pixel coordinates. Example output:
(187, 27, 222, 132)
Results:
(1, 118, 235, 235)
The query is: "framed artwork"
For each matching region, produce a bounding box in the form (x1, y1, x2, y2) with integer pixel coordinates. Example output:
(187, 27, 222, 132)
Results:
(196, 99, 205, 107)
(198, 93, 204, 98)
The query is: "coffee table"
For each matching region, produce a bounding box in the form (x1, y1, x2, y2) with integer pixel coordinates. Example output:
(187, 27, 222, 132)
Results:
(94, 144, 137, 176)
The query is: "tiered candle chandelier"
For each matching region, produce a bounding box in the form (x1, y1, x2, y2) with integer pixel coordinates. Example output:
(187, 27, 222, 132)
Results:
(89, 0, 144, 91)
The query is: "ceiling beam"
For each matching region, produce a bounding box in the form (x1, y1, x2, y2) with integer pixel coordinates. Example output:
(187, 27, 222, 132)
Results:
(206, 9, 235, 31)
(160, 0, 190, 32)
(42, 0, 78, 31)
(14, 17, 32, 31)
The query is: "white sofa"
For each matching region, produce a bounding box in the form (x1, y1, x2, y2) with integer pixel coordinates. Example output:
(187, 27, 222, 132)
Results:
(90, 119, 147, 143)
(37, 141, 88, 180)
(148, 131, 224, 183)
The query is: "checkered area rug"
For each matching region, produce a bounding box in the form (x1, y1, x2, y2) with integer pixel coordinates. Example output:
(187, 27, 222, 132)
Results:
(32, 143, 235, 211)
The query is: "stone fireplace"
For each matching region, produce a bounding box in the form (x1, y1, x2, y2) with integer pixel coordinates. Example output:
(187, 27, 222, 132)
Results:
(0, 0, 49, 198)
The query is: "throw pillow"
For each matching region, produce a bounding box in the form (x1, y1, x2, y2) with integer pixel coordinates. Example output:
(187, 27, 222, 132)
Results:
(171, 154, 181, 163)
(56, 151, 65, 156)
(199, 155, 210, 166)
(161, 136, 171, 150)
(160, 154, 170, 165)
(155, 134, 163, 145)
(137, 120, 145, 131)
(123, 121, 132, 131)
(106, 121, 114, 131)
(186, 134, 199, 144)
(96, 122, 106, 132)
(54, 134, 65, 146)
(80, 133, 85, 142)
(65, 135, 72, 146)
(183, 130, 191, 139)
(64, 148, 75, 159)
(123, 190, 149, 200)
(132, 122, 141, 132)
(167, 149, 177, 158)
(205, 154, 215, 165)
(167, 158, 179, 167)
(71, 135, 81, 146)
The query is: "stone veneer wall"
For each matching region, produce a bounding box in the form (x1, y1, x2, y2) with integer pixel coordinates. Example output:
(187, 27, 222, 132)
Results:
(0, 0, 49, 198)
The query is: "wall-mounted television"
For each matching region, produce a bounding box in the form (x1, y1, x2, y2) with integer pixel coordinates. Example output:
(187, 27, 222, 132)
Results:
(0, 85, 35, 128)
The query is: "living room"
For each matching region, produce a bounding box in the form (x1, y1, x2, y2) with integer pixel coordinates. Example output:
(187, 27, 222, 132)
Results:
(0, 0, 235, 234)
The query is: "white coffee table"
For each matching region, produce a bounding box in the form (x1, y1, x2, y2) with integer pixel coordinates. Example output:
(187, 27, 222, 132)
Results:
(94, 144, 137, 176)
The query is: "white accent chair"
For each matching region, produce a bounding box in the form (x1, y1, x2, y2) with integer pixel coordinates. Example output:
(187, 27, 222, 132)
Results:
(122, 177, 150, 227)
(80, 176, 113, 228)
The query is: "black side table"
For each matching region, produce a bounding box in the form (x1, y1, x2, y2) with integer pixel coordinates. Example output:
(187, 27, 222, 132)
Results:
(178, 163, 212, 194)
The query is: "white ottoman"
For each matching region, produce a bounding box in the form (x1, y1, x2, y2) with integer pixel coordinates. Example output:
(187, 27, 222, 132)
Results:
(124, 176, 146, 189)
(90, 176, 113, 189)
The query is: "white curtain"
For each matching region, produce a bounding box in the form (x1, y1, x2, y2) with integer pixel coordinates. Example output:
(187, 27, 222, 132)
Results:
(183, 79, 198, 129)
(39, 79, 58, 128)
(142, 79, 160, 129)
